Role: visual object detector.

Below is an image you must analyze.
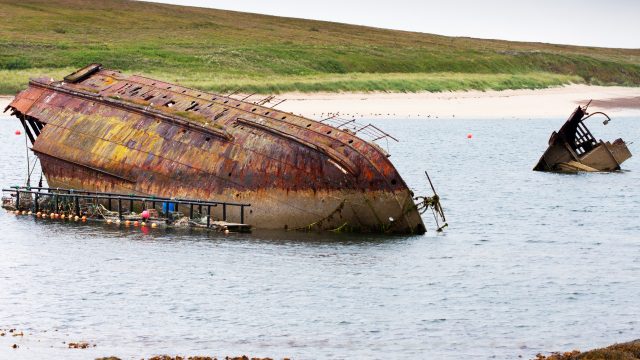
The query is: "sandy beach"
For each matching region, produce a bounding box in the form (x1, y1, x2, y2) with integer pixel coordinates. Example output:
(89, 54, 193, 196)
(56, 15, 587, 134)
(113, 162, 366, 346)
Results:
(2, 85, 639, 120)
(1, 96, 11, 110)
(278, 84, 640, 119)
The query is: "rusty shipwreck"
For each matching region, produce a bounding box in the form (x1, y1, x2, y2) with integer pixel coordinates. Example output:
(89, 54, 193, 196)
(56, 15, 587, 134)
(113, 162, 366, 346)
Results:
(5, 64, 428, 233)
(533, 103, 632, 172)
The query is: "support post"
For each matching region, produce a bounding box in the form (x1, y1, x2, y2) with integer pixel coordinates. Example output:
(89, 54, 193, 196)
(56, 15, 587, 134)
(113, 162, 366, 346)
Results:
(189, 204, 194, 219)
(18, 116, 35, 144)
(27, 118, 40, 137)
(223, 204, 227, 221)
(240, 205, 245, 224)
(75, 195, 80, 216)
(207, 206, 211, 227)
(15, 191, 20, 210)
(34, 193, 39, 213)
(118, 199, 122, 220)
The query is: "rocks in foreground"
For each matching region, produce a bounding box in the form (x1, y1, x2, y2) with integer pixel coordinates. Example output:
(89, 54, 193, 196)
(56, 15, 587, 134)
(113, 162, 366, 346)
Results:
(147, 357, 288, 360)
(535, 340, 640, 360)
(68, 341, 93, 349)
(96, 356, 290, 360)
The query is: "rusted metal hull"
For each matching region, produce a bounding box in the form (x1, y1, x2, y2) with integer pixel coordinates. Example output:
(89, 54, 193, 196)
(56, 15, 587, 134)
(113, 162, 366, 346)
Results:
(6, 64, 426, 233)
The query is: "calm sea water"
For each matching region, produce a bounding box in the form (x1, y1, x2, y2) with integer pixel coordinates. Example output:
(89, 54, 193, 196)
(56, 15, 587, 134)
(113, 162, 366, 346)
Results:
(1, 113, 639, 359)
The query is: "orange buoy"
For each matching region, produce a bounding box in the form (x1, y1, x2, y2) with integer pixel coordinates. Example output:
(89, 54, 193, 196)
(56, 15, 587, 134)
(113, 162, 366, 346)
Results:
(81, 216, 87, 222)
(60, 214, 65, 220)
(27, 211, 32, 215)
(14, 210, 20, 215)
(21, 211, 27, 215)
(133, 221, 139, 227)
(50, 212, 55, 219)
(125, 220, 131, 226)
(106, 219, 112, 224)
(467, 133, 473, 139)
(36, 212, 42, 217)
(151, 223, 158, 229)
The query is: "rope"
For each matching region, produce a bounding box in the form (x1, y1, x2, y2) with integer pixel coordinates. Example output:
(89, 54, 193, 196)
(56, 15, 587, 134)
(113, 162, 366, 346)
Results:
(24, 125, 30, 187)
(28, 157, 39, 180)
(293, 199, 346, 231)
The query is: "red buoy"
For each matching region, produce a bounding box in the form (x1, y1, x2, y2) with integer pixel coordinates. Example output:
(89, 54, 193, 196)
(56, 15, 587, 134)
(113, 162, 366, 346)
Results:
(15, 130, 21, 135)
(467, 133, 473, 139)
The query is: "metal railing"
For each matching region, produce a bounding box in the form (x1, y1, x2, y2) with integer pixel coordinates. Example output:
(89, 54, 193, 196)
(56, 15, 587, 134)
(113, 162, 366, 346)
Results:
(3, 186, 251, 226)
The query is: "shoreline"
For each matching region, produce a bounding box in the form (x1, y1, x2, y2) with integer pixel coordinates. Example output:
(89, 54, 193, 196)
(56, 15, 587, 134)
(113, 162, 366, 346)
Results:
(277, 84, 640, 119)
(2, 84, 639, 120)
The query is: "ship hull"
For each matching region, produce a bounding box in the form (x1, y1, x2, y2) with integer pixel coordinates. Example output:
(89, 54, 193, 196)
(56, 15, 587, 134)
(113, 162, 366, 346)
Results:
(38, 151, 423, 232)
(6, 64, 426, 234)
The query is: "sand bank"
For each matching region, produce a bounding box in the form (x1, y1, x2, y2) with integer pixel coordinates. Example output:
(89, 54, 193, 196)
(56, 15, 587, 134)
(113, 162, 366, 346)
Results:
(278, 85, 640, 119)
(2, 85, 639, 120)
(0, 96, 12, 112)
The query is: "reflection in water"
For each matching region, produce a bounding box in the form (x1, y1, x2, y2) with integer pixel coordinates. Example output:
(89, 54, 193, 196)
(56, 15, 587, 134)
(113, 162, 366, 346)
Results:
(0, 115, 639, 359)
(15, 215, 417, 246)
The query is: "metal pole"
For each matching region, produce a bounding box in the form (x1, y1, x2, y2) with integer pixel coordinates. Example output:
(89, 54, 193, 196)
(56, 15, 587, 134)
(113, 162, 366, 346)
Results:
(118, 198, 122, 220)
(223, 204, 227, 221)
(207, 206, 211, 227)
(270, 99, 287, 108)
(18, 116, 35, 144)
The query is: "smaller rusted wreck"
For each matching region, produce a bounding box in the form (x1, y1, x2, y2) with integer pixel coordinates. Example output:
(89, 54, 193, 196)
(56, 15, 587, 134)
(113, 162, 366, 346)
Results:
(534, 103, 632, 172)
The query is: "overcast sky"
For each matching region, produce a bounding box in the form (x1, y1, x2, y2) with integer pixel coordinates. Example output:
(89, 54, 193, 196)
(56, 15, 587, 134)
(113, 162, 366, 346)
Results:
(141, 0, 639, 48)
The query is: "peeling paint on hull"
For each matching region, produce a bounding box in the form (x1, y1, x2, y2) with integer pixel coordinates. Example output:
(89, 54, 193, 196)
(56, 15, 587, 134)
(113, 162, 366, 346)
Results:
(6, 64, 426, 234)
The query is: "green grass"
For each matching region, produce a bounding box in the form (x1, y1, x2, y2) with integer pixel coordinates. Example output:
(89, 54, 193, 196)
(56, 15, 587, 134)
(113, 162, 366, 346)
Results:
(146, 71, 584, 94)
(0, 0, 639, 94)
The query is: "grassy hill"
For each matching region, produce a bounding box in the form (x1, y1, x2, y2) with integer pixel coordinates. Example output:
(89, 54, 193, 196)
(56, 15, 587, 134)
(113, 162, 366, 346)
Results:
(1, 0, 639, 94)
